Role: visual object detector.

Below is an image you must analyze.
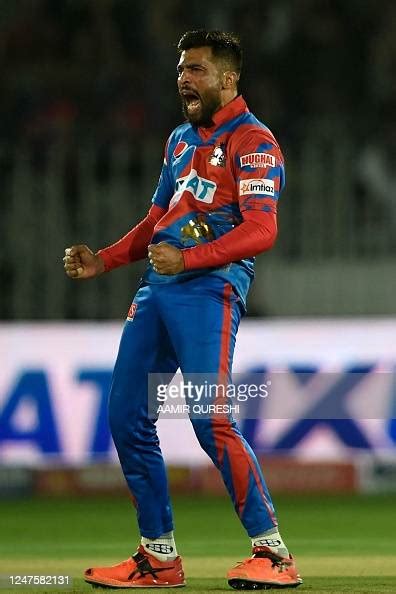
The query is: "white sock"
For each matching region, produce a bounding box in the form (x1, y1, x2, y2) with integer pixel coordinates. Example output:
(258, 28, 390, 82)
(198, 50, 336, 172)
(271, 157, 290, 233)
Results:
(141, 532, 178, 561)
(251, 528, 289, 558)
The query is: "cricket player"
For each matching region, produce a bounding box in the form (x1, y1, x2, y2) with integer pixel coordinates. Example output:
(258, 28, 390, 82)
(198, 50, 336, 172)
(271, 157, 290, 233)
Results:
(64, 30, 302, 590)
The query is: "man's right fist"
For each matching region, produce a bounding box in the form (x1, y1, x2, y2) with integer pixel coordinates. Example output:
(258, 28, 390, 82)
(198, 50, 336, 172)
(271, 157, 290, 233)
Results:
(63, 244, 105, 280)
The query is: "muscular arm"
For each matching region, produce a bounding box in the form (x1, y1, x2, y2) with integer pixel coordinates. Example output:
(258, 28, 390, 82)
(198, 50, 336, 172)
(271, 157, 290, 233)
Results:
(182, 209, 277, 270)
(97, 204, 166, 271)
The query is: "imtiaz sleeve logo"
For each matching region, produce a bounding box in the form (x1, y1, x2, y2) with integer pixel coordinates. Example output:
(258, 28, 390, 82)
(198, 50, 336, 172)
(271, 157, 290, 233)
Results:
(240, 153, 276, 168)
(239, 178, 275, 196)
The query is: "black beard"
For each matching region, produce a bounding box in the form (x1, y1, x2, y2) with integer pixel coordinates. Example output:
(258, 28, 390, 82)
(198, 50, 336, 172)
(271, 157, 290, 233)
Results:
(181, 94, 222, 128)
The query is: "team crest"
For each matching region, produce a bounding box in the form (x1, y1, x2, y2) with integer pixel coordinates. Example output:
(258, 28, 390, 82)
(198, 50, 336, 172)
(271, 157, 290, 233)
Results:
(208, 143, 226, 167)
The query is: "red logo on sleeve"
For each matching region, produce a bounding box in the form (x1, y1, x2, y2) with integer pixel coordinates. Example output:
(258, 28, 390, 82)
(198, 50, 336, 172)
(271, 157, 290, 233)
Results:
(127, 303, 138, 320)
(240, 153, 276, 168)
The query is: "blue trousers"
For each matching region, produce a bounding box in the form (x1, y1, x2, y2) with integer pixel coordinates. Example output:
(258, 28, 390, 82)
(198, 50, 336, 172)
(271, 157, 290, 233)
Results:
(109, 276, 277, 538)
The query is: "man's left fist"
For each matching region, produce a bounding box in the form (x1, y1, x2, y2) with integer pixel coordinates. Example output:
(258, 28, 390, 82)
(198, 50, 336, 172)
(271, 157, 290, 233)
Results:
(148, 242, 185, 275)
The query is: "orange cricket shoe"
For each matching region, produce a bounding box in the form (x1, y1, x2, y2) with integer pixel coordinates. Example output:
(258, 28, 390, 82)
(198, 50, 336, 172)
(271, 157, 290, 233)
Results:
(227, 546, 303, 590)
(84, 545, 185, 588)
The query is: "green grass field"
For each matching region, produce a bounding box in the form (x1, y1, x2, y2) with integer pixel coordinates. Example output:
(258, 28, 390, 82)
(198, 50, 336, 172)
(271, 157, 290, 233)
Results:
(1, 494, 396, 593)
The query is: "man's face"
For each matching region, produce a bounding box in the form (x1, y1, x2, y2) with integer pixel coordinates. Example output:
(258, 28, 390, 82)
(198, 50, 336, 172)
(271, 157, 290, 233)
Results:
(177, 46, 223, 127)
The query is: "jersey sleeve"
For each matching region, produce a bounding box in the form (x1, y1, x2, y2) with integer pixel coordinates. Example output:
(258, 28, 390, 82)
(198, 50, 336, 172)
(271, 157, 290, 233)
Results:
(181, 128, 284, 271)
(97, 204, 166, 271)
(151, 136, 174, 209)
(96, 136, 174, 272)
(233, 129, 285, 215)
(182, 209, 277, 270)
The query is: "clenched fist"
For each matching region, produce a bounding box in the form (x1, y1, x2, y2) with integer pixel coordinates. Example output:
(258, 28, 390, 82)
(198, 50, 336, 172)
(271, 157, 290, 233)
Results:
(148, 242, 184, 275)
(63, 244, 105, 279)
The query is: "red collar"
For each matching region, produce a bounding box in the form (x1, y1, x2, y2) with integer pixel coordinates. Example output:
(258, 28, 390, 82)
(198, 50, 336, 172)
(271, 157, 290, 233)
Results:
(197, 95, 249, 141)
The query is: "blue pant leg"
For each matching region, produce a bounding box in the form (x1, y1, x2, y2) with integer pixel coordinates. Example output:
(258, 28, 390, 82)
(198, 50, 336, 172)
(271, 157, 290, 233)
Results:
(158, 277, 277, 536)
(109, 285, 178, 538)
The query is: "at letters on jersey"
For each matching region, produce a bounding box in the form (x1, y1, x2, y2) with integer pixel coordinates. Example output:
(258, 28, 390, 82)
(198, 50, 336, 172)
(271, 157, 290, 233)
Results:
(170, 168, 217, 207)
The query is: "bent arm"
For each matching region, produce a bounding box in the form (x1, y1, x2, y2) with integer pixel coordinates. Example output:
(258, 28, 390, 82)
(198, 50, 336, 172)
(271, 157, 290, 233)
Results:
(97, 204, 166, 271)
(182, 209, 277, 270)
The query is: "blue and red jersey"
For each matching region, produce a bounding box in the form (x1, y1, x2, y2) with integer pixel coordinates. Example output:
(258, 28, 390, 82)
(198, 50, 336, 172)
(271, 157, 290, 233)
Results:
(99, 95, 285, 307)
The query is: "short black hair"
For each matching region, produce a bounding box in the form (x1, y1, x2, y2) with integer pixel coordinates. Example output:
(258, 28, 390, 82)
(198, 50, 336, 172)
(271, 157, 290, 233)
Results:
(177, 30, 242, 74)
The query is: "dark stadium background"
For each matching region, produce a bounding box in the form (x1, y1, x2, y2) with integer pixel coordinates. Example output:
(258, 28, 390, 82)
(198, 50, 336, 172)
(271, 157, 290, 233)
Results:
(0, 1, 395, 593)
(1, 0, 395, 319)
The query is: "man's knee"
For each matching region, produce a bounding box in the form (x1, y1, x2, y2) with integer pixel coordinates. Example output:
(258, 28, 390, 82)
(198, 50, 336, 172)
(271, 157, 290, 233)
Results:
(191, 417, 235, 451)
(109, 398, 157, 451)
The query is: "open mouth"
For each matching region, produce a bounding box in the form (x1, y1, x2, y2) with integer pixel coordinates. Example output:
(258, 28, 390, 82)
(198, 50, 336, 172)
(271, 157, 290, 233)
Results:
(181, 90, 201, 114)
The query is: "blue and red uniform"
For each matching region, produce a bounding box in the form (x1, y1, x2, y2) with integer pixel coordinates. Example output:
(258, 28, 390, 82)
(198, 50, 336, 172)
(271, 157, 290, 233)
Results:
(98, 95, 284, 538)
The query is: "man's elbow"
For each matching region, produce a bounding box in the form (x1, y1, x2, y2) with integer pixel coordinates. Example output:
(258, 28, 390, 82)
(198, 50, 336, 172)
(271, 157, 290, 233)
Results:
(257, 224, 278, 254)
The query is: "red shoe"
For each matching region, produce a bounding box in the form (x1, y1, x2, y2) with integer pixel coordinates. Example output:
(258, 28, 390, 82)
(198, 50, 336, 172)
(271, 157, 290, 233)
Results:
(84, 545, 185, 588)
(227, 546, 302, 590)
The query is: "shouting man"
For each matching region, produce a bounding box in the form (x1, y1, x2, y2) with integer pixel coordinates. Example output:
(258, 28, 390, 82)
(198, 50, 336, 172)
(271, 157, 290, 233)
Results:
(64, 29, 302, 590)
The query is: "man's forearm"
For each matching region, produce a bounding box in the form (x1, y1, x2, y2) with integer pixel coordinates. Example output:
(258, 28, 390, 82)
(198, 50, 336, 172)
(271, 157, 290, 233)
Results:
(182, 211, 277, 270)
(97, 204, 166, 272)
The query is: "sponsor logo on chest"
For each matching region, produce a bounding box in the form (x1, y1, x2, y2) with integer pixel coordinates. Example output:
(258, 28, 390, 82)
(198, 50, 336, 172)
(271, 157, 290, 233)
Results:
(174, 168, 217, 204)
(173, 141, 189, 158)
(239, 178, 275, 196)
(240, 152, 276, 168)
